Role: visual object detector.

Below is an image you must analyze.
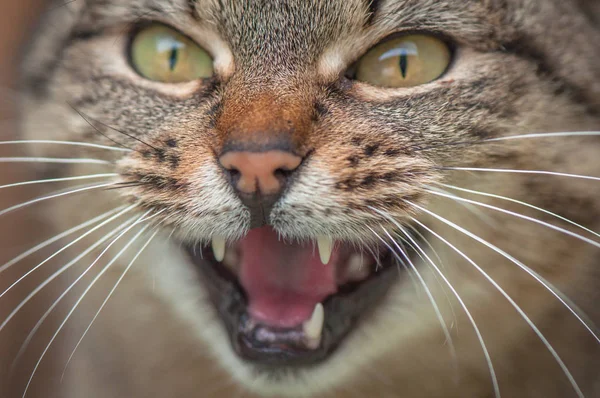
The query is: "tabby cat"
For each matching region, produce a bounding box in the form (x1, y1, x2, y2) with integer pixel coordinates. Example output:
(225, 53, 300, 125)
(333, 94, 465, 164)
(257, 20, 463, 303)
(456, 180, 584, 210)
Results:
(2, 0, 600, 397)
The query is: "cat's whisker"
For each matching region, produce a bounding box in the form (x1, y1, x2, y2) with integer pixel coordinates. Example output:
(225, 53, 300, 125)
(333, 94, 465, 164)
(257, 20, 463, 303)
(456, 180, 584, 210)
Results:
(0, 206, 125, 274)
(0, 157, 112, 165)
(424, 187, 600, 250)
(385, 227, 458, 342)
(366, 225, 458, 371)
(412, 131, 600, 152)
(440, 166, 600, 182)
(388, 244, 422, 295)
(434, 188, 498, 229)
(486, 131, 600, 142)
(0, 182, 117, 218)
(389, 217, 500, 398)
(0, 204, 136, 299)
(391, 230, 454, 312)
(106, 181, 150, 191)
(68, 104, 141, 152)
(7, 214, 141, 370)
(20, 214, 157, 398)
(437, 183, 600, 241)
(1, 225, 143, 366)
(405, 202, 587, 398)
(390, 226, 459, 335)
(364, 241, 388, 273)
(0, 173, 119, 190)
(406, 224, 447, 271)
(408, 196, 600, 344)
(60, 228, 160, 380)
(68, 104, 159, 152)
(0, 140, 131, 152)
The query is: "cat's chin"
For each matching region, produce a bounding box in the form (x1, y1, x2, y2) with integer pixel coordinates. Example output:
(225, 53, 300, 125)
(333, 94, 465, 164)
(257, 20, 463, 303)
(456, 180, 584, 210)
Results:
(181, 226, 420, 368)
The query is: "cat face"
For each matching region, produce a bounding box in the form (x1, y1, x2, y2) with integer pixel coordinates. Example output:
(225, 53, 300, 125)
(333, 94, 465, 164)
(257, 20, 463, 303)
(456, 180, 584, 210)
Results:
(14, 0, 600, 396)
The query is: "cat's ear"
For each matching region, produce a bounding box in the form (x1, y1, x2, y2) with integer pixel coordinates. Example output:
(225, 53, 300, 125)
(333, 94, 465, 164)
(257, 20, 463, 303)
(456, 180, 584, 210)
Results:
(19, 0, 87, 95)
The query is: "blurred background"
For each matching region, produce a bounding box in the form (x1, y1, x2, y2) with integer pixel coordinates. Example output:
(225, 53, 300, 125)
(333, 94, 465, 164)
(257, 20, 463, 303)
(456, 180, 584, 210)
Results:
(0, 1, 54, 397)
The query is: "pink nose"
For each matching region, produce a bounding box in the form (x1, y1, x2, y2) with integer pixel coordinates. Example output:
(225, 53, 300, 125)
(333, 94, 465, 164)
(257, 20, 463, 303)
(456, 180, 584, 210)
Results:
(219, 150, 302, 195)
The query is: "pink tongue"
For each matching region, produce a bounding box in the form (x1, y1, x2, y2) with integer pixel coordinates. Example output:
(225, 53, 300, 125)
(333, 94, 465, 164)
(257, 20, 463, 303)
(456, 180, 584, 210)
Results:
(238, 227, 337, 328)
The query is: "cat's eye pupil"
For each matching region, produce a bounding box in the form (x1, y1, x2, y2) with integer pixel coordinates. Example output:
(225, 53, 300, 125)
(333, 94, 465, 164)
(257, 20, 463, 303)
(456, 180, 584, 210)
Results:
(399, 52, 408, 79)
(169, 48, 178, 71)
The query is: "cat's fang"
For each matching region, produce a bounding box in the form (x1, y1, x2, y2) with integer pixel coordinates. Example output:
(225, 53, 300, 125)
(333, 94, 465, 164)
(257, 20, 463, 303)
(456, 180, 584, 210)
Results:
(302, 303, 324, 349)
(317, 236, 333, 265)
(211, 235, 226, 262)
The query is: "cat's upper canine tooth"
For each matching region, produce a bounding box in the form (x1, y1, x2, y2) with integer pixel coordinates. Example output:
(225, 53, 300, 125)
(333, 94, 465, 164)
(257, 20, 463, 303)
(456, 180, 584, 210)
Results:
(211, 236, 226, 262)
(317, 236, 333, 265)
(303, 303, 324, 350)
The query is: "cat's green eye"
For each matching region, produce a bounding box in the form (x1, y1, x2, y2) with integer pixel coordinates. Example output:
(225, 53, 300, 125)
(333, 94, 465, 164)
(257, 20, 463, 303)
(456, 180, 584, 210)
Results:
(354, 35, 451, 88)
(130, 24, 213, 83)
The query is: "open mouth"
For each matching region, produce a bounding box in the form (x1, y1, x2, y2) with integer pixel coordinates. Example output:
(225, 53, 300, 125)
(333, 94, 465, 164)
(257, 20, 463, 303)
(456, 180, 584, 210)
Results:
(186, 226, 403, 367)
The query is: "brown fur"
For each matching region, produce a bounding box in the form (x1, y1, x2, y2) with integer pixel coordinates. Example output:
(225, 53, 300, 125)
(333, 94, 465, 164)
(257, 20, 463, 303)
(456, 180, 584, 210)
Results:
(3, 0, 600, 397)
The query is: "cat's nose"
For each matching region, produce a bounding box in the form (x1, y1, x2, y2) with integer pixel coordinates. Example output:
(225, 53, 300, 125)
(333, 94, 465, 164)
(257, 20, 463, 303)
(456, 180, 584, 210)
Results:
(219, 150, 302, 196)
(215, 89, 311, 226)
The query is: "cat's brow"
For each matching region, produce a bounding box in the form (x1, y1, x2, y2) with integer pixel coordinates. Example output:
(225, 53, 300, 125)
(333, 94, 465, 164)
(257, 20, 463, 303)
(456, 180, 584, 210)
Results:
(371, 0, 507, 50)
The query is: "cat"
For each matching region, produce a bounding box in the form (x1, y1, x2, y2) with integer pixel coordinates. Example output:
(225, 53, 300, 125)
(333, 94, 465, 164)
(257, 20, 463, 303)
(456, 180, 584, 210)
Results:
(2, 0, 600, 397)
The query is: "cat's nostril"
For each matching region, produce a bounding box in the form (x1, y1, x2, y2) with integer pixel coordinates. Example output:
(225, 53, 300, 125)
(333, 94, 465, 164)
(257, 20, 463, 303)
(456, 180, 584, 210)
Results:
(226, 167, 242, 187)
(274, 167, 294, 180)
(219, 150, 302, 196)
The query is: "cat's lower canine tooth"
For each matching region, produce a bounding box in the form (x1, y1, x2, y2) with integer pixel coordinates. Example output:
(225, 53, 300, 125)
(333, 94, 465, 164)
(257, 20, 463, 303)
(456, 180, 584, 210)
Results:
(303, 303, 324, 349)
